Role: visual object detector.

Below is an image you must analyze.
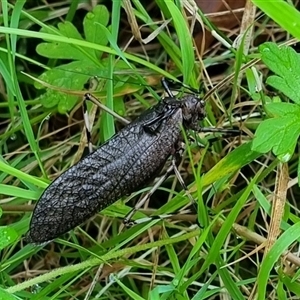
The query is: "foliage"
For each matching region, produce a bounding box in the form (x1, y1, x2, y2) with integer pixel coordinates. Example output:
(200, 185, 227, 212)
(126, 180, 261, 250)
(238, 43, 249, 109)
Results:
(252, 43, 300, 162)
(1, 0, 300, 299)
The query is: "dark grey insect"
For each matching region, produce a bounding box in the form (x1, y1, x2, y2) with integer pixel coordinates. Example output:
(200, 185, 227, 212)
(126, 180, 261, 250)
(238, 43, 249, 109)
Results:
(25, 87, 207, 244)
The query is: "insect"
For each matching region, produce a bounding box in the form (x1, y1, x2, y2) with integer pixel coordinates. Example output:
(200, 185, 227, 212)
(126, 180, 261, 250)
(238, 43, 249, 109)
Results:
(25, 79, 236, 244)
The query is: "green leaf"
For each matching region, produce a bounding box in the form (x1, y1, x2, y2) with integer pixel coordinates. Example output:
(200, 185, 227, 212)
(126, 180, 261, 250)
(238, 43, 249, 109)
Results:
(266, 101, 300, 116)
(201, 175, 258, 274)
(298, 155, 300, 187)
(252, 102, 300, 160)
(0, 288, 17, 300)
(165, 2, 195, 84)
(281, 275, 300, 297)
(114, 275, 151, 300)
(37, 6, 109, 61)
(245, 68, 261, 101)
(37, 22, 89, 60)
(83, 5, 109, 48)
(0, 226, 18, 250)
(203, 142, 261, 186)
(35, 5, 114, 113)
(37, 5, 109, 61)
(252, 0, 300, 41)
(257, 222, 300, 300)
(156, 142, 261, 217)
(0, 184, 38, 199)
(34, 60, 136, 114)
(35, 61, 97, 113)
(150, 285, 175, 298)
(259, 42, 300, 104)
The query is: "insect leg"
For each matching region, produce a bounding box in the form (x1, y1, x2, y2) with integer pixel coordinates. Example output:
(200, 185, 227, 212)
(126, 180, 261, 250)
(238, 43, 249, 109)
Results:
(123, 144, 196, 226)
(200, 127, 240, 135)
(161, 78, 200, 95)
(171, 158, 195, 205)
(123, 163, 175, 226)
(82, 93, 131, 154)
(191, 127, 241, 148)
(84, 93, 129, 125)
(82, 98, 93, 154)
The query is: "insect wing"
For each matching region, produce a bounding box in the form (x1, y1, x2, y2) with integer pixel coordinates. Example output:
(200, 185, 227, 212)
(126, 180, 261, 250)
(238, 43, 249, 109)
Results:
(25, 103, 183, 244)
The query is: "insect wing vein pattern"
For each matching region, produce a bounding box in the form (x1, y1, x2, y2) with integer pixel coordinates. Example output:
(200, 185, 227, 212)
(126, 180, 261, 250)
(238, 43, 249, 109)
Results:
(25, 96, 206, 244)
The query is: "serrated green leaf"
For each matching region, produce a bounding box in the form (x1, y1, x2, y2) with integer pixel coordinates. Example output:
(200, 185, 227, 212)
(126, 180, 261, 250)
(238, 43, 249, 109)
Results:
(57, 21, 82, 39)
(35, 61, 96, 113)
(83, 5, 109, 47)
(259, 42, 300, 104)
(252, 117, 298, 156)
(36, 22, 93, 60)
(267, 74, 300, 104)
(266, 102, 300, 116)
(35, 60, 108, 113)
(252, 102, 300, 159)
(37, 90, 77, 114)
(35, 59, 138, 113)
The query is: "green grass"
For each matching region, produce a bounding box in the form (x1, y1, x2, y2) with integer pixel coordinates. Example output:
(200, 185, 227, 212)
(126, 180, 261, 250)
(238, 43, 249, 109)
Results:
(1, 1, 300, 299)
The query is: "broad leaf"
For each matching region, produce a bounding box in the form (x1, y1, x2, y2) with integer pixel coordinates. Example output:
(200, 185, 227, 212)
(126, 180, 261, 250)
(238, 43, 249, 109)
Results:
(83, 4, 109, 58)
(260, 42, 300, 104)
(35, 5, 115, 113)
(252, 102, 300, 161)
(37, 22, 91, 60)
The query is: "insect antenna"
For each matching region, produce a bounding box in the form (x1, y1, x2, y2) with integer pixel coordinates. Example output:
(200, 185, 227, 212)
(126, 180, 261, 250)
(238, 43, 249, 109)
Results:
(161, 78, 202, 96)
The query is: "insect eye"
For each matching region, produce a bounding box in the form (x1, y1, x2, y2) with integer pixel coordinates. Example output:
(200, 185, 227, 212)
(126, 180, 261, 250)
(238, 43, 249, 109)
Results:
(197, 102, 206, 116)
